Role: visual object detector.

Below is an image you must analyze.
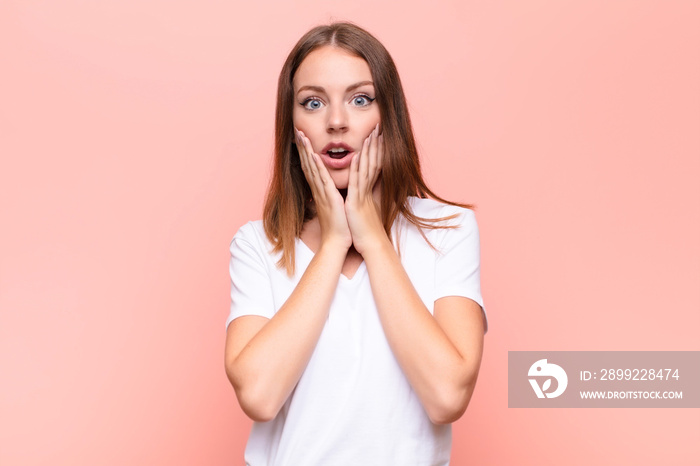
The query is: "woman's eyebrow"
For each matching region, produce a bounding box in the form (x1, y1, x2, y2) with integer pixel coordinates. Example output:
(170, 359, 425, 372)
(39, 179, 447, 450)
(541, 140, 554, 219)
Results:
(346, 80, 374, 92)
(296, 81, 374, 95)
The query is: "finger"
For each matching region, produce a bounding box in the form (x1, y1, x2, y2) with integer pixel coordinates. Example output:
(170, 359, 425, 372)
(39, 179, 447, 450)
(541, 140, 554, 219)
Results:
(368, 124, 379, 184)
(369, 132, 383, 187)
(295, 129, 311, 180)
(348, 143, 361, 198)
(296, 131, 325, 203)
(357, 136, 371, 194)
(311, 152, 331, 187)
(358, 133, 371, 192)
(299, 132, 322, 183)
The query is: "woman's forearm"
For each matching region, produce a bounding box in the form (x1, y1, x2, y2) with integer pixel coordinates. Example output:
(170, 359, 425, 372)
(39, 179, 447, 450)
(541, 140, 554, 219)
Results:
(226, 241, 347, 421)
(362, 237, 482, 424)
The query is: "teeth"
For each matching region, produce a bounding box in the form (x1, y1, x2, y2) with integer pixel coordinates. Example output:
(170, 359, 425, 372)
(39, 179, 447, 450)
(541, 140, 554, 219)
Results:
(328, 148, 347, 153)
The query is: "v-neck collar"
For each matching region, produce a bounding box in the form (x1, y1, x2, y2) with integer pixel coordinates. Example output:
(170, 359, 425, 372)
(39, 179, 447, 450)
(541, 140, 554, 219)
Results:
(295, 238, 367, 282)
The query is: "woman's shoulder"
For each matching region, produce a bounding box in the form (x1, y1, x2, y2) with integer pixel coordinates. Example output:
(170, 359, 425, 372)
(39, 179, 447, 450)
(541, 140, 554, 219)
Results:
(407, 196, 476, 226)
(232, 219, 264, 237)
(230, 220, 269, 252)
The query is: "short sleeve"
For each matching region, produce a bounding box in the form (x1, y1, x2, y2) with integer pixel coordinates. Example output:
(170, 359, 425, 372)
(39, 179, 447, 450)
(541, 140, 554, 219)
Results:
(226, 222, 275, 329)
(434, 208, 488, 332)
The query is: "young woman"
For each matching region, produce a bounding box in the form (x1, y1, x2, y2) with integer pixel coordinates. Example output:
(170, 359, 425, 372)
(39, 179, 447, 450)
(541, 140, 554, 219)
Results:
(225, 22, 487, 465)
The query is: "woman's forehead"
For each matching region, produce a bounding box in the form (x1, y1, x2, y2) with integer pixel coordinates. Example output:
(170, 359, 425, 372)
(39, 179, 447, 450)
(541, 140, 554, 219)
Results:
(293, 46, 373, 92)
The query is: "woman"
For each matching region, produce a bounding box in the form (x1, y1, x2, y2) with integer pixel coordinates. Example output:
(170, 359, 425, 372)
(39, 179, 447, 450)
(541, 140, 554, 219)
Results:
(225, 22, 487, 465)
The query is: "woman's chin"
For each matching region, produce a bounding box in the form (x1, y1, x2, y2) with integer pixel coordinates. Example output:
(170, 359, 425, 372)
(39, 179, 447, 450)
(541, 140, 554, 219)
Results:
(330, 176, 349, 191)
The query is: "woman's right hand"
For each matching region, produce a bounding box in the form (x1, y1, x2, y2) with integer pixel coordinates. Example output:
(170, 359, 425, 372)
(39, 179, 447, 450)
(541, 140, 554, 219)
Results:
(295, 128, 352, 251)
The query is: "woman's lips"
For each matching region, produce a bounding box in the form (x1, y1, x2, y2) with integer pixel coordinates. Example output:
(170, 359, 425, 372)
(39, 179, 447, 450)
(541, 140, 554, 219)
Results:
(320, 142, 355, 170)
(321, 151, 355, 169)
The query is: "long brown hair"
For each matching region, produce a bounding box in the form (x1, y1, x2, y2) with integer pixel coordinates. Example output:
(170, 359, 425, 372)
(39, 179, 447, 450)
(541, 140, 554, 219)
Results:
(263, 22, 473, 275)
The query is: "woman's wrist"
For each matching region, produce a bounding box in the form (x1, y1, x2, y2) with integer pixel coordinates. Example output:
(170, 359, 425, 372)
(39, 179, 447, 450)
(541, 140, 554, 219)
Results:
(318, 236, 352, 257)
(357, 233, 394, 262)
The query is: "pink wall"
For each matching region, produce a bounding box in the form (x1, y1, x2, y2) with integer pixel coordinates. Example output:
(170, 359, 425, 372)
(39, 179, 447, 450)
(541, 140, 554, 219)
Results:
(1, 1, 698, 464)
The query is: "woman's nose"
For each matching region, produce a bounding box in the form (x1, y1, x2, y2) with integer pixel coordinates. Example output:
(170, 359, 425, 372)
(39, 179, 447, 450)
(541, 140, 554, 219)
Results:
(326, 104, 348, 133)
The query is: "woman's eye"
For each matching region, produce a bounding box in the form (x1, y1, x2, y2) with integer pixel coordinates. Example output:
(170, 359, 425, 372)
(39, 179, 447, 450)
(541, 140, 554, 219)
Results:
(302, 98, 323, 110)
(352, 95, 373, 106)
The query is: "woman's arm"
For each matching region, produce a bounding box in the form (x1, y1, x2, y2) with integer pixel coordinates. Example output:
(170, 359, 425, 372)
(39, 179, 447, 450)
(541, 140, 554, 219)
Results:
(225, 129, 351, 422)
(362, 240, 485, 424)
(346, 128, 485, 424)
(225, 239, 347, 422)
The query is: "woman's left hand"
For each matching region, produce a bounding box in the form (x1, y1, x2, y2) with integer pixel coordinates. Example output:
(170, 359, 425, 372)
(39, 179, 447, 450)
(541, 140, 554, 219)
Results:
(345, 124, 387, 255)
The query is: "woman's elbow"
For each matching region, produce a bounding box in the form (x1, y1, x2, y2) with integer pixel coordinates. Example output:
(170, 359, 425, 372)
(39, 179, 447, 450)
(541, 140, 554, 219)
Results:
(425, 390, 470, 425)
(235, 387, 281, 422)
(225, 362, 281, 423)
(425, 375, 478, 425)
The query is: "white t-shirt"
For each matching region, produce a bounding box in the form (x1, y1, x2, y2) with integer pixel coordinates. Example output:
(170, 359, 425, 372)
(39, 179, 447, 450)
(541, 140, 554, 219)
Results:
(227, 197, 486, 466)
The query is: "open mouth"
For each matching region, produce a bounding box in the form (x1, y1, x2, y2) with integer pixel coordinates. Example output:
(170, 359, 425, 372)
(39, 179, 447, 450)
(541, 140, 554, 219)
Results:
(321, 145, 355, 170)
(327, 148, 350, 159)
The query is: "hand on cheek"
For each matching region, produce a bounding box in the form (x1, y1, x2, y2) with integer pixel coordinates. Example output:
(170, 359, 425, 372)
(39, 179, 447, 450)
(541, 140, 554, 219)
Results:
(295, 128, 352, 250)
(345, 124, 386, 255)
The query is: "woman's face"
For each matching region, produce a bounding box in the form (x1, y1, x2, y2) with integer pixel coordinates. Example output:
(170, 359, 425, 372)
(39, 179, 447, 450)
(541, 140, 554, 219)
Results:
(292, 46, 381, 190)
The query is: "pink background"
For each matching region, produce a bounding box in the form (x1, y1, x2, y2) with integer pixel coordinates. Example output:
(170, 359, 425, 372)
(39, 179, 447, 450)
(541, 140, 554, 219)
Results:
(1, 1, 698, 464)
